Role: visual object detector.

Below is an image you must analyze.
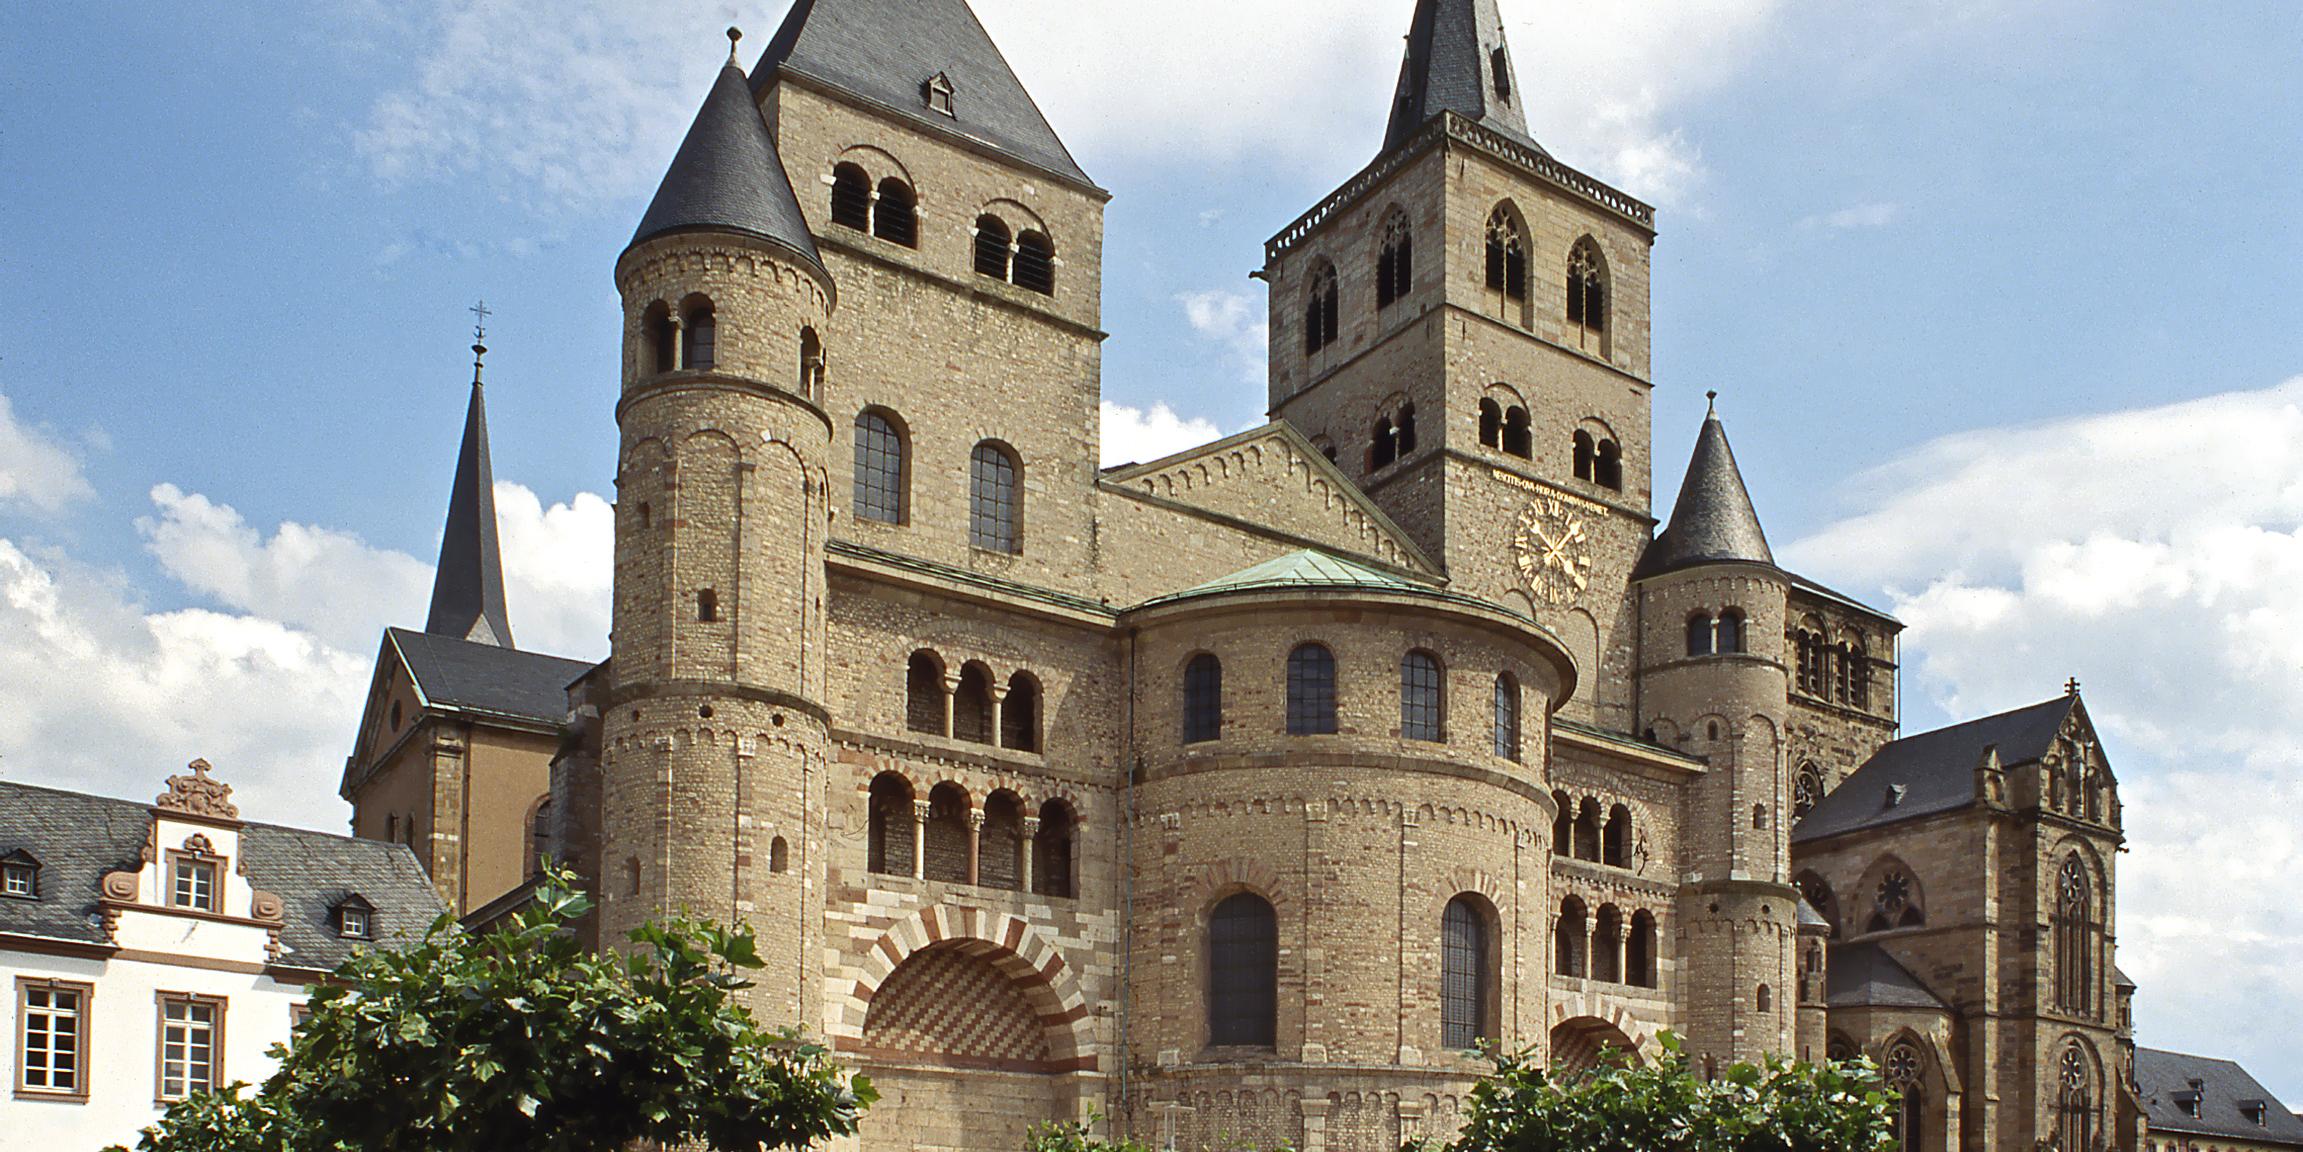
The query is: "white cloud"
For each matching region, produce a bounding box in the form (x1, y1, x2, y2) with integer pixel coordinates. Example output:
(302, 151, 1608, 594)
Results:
(492, 483, 614, 658)
(1100, 401, 1226, 469)
(1786, 375, 2303, 1091)
(358, 0, 1790, 215)
(1177, 288, 1269, 389)
(1800, 201, 1901, 231)
(0, 393, 95, 514)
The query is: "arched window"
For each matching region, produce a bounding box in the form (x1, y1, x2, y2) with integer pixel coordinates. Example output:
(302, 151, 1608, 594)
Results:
(873, 178, 917, 247)
(768, 835, 789, 873)
(979, 791, 1025, 890)
(1717, 609, 1745, 654)
(1485, 207, 1527, 301)
(1286, 644, 1338, 735)
(1594, 439, 1622, 490)
(526, 796, 552, 878)
(644, 301, 676, 374)
(1794, 620, 1827, 696)
(1574, 797, 1602, 862)
(1396, 404, 1418, 456)
(1492, 673, 1520, 761)
(1378, 209, 1414, 309)
(1573, 430, 1595, 480)
(1503, 406, 1532, 458)
(853, 409, 907, 524)
(1554, 897, 1588, 977)
(905, 650, 945, 735)
(1866, 865, 1925, 932)
(1400, 650, 1443, 742)
(1014, 231, 1055, 296)
(1550, 789, 1573, 856)
(1592, 904, 1624, 982)
(1796, 871, 1841, 938)
(831, 163, 873, 231)
(953, 663, 994, 744)
(2056, 855, 2098, 1016)
(1478, 399, 1502, 449)
(1370, 416, 1397, 470)
(1793, 761, 1825, 818)
(1757, 983, 1772, 1012)
(969, 442, 1022, 554)
(1033, 799, 1076, 898)
(1184, 653, 1223, 744)
(1304, 262, 1340, 355)
(1567, 237, 1608, 334)
(1846, 638, 1871, 710)
(1603, 804, 1633, 868)
(796, 326, 827, 397)
(1686, 612, 1715, 657)
(922, 782, 970, 883)
(867, 773, 915, 875)
(1001, 672, 1041, 752)
(973, 214, 1012, 279)
(680, 298, 716, 371)
(1208, 893, 1278, 1048)
(1885, 1040, 1924, 1151)
(1441, 895, 1494, 1049)
(1627, 910, 1658, 988)
(2057, 1044, 2096, 1152)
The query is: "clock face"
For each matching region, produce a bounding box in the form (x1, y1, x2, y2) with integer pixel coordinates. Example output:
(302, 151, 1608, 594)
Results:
(1513, 495, 1596, 607)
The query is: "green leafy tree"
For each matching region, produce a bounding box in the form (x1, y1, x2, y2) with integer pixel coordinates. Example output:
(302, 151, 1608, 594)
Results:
(1418, 1032, 1896, 1152)
(1025, 1112, 1160, 1152)
(114, 866, 873, 1152)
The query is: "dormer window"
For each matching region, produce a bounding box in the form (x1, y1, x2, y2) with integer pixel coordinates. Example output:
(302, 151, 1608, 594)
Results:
(923, 72, 955, 118)
(335, 895, 375, 940)
(173, 855, 218, 912)
(1490, 46, 1512, 103)
(2, 851, 38, 898)
(2244, 1100, 2270, 1127)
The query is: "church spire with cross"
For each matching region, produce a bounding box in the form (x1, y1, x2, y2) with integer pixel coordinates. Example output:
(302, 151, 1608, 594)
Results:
(1382, 0, 1544, 155)
(423, 302, 515, 648)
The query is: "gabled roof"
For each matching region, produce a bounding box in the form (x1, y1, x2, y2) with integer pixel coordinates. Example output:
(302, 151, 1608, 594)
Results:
(1792, 694, 2077, 844)
(751, 0, 1093, 189)
(631, 53, 828, 274)
(2138, 1049, 2303, 1147)
(1383, 0, 1545, 156)
(424, 379, 514, 648)
(1636, 404, 1775, 580)
(0, 780, 446, 972)
(1825, 941, 1947, 1010)
(388, 628, 594, 728)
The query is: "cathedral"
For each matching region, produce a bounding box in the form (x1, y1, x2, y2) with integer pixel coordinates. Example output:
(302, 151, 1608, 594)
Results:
(337, 0, 2146, 1148)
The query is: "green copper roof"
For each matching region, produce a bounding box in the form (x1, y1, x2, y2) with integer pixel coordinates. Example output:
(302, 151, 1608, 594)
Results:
(1141, 549, 1427, 607)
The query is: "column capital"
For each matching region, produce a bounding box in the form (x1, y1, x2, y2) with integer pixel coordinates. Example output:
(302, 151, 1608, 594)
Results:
(912, 800, 934, 822)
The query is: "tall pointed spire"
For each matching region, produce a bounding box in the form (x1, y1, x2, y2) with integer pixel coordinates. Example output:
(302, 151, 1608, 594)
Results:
(425, 311, 514, 648)
(630, 29, 828, 278)
(1636, 395, 1775, 579)
(1383, 0, 1543, 155)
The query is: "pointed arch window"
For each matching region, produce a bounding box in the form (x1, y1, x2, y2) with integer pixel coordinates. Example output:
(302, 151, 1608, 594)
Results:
(680, 298, 715, 371)
(1793, 761, 1825, 819)
(1492, 673, 1520, 761)
(1442, 895, 1495, 1049)
(853, 409, 907, 524)
(2058, 1045, 2096, 1152)
(1886, 1041, 1925, 1151)
(973, 214, 1012, 279)
(969, 442, 1022, 554)
(1568, 237, 1608, 334)
(1208, 893, 1278, 1048)
(830, 163, 872, 231)
(2055, 855, 2099, 1016)
(1485, 208, 1527, 301)
(1866, 866, 1924, 932)
(1286, 643, 1338, 735)
(873, 178, 918, 247)
(1400, 649, 1443, 742)
(1305, 262, 1340, 355)
(1184, 653, 1223, 744)
(1378, 210, 1413, 309)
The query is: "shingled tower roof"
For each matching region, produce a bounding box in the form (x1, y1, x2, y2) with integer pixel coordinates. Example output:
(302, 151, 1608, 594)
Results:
(1383, 0, 1544, 155)
(424, 370, 514, 648)
(631, 38, 827, 275)
(1636, 399, 1775, 579)
(750, 0, 1093, 188)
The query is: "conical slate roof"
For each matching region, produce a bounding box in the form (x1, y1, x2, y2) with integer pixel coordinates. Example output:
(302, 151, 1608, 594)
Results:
(1383, 0, 1545, 155)
(1635, 404, 1774, 579)
(630, 56, 826, 274)
(751, 0, 1092, 188)
(425, 379, 514, 648)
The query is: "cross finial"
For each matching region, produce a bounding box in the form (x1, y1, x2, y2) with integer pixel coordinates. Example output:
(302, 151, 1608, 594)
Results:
(469, 300, 491, 385)
(1706, 390, 1718, 415)
(2065, 677, 2082, 696)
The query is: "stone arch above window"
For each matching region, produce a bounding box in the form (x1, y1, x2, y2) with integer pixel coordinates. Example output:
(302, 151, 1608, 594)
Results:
(1478, 398, 1503, 450)
(1013, 230, 1055, 296)
(862, 940, 1056, 1067)
(853, 407, 908, 524)
(1208, 891, 1278, 1048)
(1033, 798, 1077, 899)
(973, 213, 1012, 279)
(1001, 671, 1041, 753)
(1441, 893, 1498, 1049)
(1502, 404, 1533, 459)
(830, 162, 873, 231)
(905, 649, 945, 735)
(969, 441, 1023, 554)
(873, 177, 918, 247)
(1378, 206, 1414, 309)
(1304, 260, 1340, 356)
(1485, 204, 1529, 305)
(1567, 236, 1610, 341)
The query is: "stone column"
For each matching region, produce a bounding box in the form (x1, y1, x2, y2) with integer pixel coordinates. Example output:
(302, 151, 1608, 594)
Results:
(668, 317, 685, 371)
(988, 682, 1010, 749)
(911, 799, 931, 879)
(966, 810, 984, 886)
(941, 674, 961, 738)
(1020, 815, 1040, 894)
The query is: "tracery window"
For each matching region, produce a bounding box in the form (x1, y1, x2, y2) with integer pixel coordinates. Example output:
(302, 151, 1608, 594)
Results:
(1492, 673, 1520, 761)
(853, 409, 907, 524)
(1885, 1041, 1924, 1151)
(1378, 209, 1414, 309)
(1400, 650, 1443, 742)
(1485, 208, 1527, 301)
(2058, 1045, 2096, 1152)
(1441, 895, 1493, 1049)
(1183, 653, 1223, 744)
(1567, 237, 1608, 335)
(969, 442, 1022, 554)
(1793, 761, 1825, 819)
(1208, 893, 1278, 1047)
(1867, 866, 1924, 932)
(2055, 855, 2099, 1016)
(1304, 262, 1340, 355)
(1286, 644, 1338, 735)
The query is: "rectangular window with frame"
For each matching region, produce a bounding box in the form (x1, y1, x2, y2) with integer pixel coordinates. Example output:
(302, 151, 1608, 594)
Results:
(157, 994, 224, 1101)
(2, 861, 34, 898)
(171, 856, 218, 912)
(17, 978, 91, 1099)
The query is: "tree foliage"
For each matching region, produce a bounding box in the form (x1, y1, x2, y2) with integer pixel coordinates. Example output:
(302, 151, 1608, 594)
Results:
(114, 866, 873, 1152)
(1025, 1113, 1160, 1152)
(1416, 1033, 1896, 1152)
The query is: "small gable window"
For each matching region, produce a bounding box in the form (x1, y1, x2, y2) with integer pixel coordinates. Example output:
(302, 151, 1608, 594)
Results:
(335, 895, 375, 940)
(2, 851, 38, 898)
(923, 72, 955, 118)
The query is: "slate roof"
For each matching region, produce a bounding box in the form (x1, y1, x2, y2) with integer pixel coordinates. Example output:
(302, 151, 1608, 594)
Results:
(1383, 0, 1546, 156)
(751, 0, 1093, 188)
(0, 780, 446, 973)
(424, 379, 514, 648)
(1795, 897, 1832, 930)
(1635, 407, 1775, 579)
(2138, 1048, 2303, 1147)
(631, 56, 827, 273)
(389, 627, 594, 727)
(1792, 695, 2076, 844)
(1164, 549, 1431, 600)
(1825, 941, 1947, 1010)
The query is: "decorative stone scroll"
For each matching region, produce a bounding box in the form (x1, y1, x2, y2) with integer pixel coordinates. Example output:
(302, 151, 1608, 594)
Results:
(155, 758, 239, 821)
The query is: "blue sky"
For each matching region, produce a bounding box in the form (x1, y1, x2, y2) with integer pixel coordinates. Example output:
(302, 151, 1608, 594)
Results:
(4, 0, 2302, 1097)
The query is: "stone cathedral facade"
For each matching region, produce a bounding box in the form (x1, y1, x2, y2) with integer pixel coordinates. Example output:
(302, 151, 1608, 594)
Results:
(341, 1, 2148, 1148)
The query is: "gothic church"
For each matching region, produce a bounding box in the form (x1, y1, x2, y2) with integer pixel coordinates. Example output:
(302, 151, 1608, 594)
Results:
(340, 1, 2145, 1148)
